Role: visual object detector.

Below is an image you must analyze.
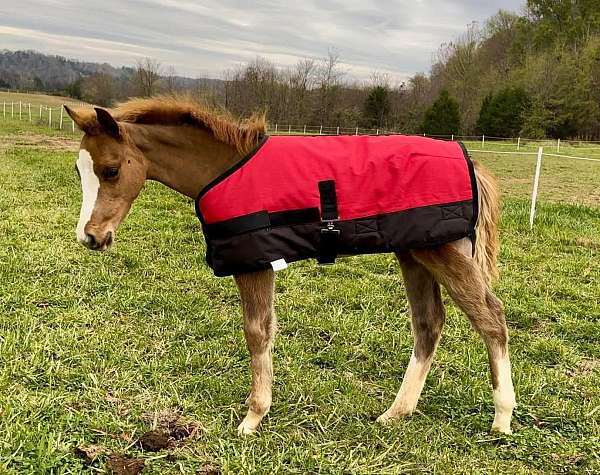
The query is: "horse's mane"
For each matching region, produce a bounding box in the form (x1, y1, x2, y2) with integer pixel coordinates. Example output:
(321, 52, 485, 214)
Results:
(114, 95, 266, 155)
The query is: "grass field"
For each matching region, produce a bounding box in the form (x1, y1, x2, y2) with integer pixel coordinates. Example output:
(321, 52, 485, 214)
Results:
(0, 115, 599, 474)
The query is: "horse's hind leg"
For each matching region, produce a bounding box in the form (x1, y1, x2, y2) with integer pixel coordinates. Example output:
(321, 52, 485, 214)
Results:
(377, 252, 446, 423)
(412, 241, 516, 434)
(234, 270, 276, 435)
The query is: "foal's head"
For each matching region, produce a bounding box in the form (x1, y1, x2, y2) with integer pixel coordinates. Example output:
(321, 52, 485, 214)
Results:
(65, 106, 146, 251)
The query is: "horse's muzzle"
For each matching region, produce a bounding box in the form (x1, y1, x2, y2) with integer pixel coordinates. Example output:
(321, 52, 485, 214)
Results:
(81, 231, 113, 251)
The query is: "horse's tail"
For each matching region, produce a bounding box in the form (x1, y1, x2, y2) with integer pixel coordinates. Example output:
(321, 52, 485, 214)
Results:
(473, 161, 500, 285)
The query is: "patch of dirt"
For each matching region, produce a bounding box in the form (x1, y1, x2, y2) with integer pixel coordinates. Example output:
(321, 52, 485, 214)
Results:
(142, 407, 182, 428)
(139, 408, 203, 452)
(575, 237, 600, 250)
(577, 358, 600, 374)
(566, 358, 600, 377)
(197, 463, 221, 475)
(74, 444, 105, 465)
(0, 133, 78, 152)
(139, 429, 171, 451)
(106, 454, 145, 475)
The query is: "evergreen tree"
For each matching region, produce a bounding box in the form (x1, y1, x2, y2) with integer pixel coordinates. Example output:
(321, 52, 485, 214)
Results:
(421, 90, 461, 136)
(363, 85, 391, 128)
(476, 87, 530, 137)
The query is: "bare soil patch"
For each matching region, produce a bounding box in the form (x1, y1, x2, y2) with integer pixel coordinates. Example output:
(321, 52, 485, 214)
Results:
(0, 132, 78, 152)
(106, 454, 145, 475)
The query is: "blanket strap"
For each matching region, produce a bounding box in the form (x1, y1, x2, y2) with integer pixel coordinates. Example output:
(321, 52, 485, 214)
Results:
(318, 180, 340, 265)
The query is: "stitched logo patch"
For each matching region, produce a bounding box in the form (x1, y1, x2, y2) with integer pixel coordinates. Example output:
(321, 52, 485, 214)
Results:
(441, 205, 464, 219)
(355, 219, 378, 234)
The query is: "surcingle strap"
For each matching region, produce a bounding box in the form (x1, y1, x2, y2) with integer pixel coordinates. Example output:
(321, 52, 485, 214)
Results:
(318, 180, 340, 265)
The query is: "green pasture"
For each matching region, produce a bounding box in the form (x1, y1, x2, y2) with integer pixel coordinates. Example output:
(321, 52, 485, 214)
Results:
(0, 116, 598, 473)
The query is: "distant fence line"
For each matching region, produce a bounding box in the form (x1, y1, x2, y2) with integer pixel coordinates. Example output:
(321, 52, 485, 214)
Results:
(268, 124, 600, 153)
(3, 98, 600, 152)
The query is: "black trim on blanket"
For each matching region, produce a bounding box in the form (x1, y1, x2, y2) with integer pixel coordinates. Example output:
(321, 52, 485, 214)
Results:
(458, 141, 479, 255)
(196, 134, 269, 202)
(204, 200, 476, 276)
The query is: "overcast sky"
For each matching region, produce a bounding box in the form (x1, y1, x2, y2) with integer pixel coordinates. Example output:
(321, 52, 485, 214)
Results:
(0, 0, 524, 82)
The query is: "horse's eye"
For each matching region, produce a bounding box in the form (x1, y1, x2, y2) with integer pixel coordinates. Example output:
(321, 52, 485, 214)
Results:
(103, 167, 120, 180)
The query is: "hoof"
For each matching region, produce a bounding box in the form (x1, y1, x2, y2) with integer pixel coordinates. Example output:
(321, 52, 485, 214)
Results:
(377, 407, 413, 425)
(237, 410, 263, 436)
(376, 412, 396, 425)
(491, 423, 512, 435)
(237, 421, 258, 436)
(376, 414, 391, 425)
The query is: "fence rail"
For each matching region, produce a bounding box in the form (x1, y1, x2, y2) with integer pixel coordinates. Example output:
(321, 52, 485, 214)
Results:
(3, 99, 600, 151)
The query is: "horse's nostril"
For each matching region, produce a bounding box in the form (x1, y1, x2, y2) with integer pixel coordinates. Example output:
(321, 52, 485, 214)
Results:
(85, 233, 98, 248)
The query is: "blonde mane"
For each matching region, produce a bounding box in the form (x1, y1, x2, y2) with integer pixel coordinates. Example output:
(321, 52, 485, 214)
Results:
(114, 96, 267, 155)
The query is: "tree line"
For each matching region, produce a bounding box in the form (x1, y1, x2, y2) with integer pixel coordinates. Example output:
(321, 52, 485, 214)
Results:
(2, 1, 600, 139)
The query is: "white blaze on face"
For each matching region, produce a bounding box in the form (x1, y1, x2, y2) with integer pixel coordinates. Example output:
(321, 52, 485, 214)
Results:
(75, 149, 100, 242)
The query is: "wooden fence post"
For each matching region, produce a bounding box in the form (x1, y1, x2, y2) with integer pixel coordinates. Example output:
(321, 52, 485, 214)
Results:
(39, 105, 42, 119)
(11, 102, 14, 118)
(557, 138, 561, 153)
(49, 108, 52, 128)
(482, 134, 485, 149)
(517, 137, 521, 151)
(28, 103, 32, 122)
(2, 101, 5, 118)
(19, 101, 22, 120)
(60, 106, 64, 129)
(72, 118, 75, 133)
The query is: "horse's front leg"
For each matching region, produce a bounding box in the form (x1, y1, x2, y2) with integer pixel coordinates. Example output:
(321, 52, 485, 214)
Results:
(234, 270, 276, 435)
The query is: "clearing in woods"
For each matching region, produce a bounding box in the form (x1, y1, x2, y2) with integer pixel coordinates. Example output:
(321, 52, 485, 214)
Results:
(0, 115, 598, 473)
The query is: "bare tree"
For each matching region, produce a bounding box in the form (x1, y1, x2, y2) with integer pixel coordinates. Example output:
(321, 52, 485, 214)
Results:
(81, 73, 115, 106)
(286, 58, 317, 123)
(316, 49, 345, 124)
(164, 65, 179, 94)
(133, 58, 162, 97)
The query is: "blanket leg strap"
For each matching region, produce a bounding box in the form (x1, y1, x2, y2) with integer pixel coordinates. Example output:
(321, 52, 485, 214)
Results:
(318, 180, 340, 265)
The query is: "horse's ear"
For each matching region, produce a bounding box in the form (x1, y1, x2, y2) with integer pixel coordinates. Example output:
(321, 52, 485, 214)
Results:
(94, 107, 121, 140)
(64, 105, 98, 135)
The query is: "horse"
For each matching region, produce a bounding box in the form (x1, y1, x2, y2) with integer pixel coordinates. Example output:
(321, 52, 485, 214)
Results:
(64, 97, 516, 436)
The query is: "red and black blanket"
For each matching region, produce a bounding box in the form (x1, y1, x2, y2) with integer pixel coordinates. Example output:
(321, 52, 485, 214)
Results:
(196, 134, 478, 276)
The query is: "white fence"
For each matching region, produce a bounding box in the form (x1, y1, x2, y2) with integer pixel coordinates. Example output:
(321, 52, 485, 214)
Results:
(3, 100, 600, 153)
(268, 124, 600, 153)
(1, 100, 86, 133)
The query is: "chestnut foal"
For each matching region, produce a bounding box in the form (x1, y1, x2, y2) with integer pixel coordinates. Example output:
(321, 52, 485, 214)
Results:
(65, 97, 515, 435)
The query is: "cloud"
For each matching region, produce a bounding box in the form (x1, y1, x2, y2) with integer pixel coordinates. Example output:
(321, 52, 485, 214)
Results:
(0, 0, 524, 81)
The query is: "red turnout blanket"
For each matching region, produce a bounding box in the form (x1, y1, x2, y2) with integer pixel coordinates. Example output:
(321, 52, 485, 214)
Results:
(196, 135, 478, 276)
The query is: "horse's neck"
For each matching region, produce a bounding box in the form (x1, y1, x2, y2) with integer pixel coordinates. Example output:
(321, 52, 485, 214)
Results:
(127, 123, 243, 199)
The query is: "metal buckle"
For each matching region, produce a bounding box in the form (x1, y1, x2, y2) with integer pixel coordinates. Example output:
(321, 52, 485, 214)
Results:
(321, 220, 340, 234)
